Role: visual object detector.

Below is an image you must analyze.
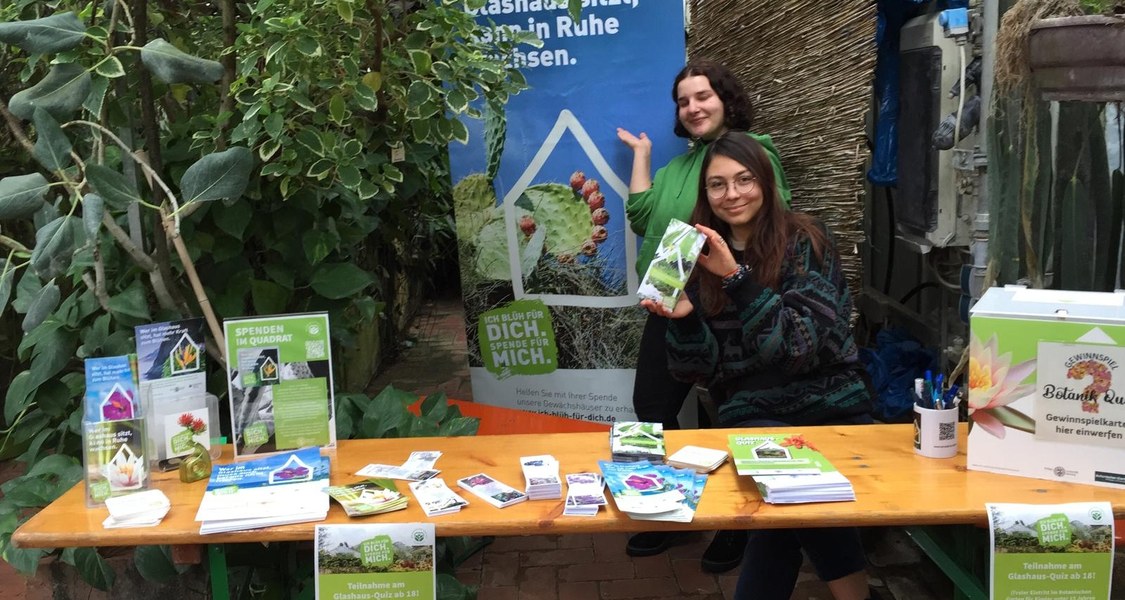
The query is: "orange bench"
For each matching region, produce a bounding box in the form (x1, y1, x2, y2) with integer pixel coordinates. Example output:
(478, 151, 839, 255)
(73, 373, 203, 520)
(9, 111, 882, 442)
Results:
(410, 398, 611, 435)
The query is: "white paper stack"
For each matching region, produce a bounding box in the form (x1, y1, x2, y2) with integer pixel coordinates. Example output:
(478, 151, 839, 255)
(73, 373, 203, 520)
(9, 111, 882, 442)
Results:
(666, 445, 728, 473)
(751, 471, 856, 504)
(563, 472, 607, 516)
(409, 478, 469, 517)
(103, 489, 171, 529)
(195, 448, 330, 534)
(456, 473, 528, 508)
(609, 422, 666, 463)
(520, 454, 562, 500)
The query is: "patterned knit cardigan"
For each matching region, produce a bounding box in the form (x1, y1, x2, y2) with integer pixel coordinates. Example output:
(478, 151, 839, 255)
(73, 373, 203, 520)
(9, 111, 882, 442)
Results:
(666, 226, 872, 427)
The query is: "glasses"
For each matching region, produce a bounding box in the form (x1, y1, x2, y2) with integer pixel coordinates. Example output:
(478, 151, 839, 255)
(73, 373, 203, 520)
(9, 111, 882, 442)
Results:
(705, 174, 757, 200)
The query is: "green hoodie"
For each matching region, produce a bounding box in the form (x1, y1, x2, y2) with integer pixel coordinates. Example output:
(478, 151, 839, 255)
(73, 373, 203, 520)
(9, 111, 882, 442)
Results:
(626, 132, 791, 277)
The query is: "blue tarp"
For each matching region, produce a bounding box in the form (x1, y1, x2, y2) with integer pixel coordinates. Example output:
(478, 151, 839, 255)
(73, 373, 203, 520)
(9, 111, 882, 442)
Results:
(859, 327, 939, 422)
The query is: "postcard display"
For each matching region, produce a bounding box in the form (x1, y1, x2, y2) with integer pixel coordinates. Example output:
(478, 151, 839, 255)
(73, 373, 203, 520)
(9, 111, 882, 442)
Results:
(968, 287, 1125, 489)
(82, 356, 149, 506)
(224, 313, 336, 457)
(135, 318, 220, 470)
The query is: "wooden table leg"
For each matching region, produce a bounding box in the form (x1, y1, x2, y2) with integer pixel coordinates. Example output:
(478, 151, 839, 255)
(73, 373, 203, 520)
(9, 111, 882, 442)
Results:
(208, 544, 230, 600)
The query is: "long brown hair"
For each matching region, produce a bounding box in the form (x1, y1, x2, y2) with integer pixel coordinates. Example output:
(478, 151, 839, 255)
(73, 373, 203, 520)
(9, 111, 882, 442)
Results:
(671, 59, 754, 138)
(690, 132, 830, 316)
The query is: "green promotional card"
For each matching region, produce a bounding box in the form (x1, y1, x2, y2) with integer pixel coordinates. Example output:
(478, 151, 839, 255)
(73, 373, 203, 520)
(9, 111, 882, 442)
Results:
(315, 523, 435, 600)
(988, 502, 1114, 600)
(224, 313, 335, 457)
(477, 299, 558, 380)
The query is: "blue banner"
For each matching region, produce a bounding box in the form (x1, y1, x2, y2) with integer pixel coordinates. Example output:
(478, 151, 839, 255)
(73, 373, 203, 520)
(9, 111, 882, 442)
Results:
(451, 0, 685, 422)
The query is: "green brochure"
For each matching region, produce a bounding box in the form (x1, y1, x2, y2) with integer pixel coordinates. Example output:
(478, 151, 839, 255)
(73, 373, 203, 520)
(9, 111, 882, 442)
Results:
(315, 523, 435, 600)
(987, 502, 1115, 600)
(224, 313, 335, 457)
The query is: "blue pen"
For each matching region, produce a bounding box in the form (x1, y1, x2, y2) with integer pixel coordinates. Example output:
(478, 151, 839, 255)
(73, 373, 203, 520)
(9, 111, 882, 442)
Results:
(942, 384, 960, 409)
(935, 373, 944, 404)
(924, 370, 934, 409)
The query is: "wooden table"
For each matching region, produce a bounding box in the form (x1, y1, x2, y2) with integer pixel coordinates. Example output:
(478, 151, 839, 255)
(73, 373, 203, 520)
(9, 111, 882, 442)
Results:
(15, 424, 1125, 598)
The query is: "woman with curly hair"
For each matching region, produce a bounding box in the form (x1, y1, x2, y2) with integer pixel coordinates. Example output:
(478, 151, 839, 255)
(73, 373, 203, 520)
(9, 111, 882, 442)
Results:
(617, 58, 791, 571)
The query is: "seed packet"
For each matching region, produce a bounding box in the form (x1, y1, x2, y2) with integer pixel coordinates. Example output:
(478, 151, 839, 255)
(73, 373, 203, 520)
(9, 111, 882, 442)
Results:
(637, 219, 706, 311)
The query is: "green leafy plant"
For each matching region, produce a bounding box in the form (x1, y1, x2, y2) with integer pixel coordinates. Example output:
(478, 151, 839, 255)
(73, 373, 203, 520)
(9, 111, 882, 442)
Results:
(0, 0, 536, 592)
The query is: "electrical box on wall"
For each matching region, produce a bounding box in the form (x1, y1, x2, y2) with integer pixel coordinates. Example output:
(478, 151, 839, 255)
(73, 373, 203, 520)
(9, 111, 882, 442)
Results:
(896, 13, 978, 251)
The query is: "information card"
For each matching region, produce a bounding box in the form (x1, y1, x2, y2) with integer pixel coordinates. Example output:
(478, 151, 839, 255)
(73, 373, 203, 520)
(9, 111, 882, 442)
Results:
(315, 523, 435, 600)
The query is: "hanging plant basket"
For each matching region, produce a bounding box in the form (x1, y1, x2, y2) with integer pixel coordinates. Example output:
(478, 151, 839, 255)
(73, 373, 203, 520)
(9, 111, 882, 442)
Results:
(1028, 15, 1125, 101)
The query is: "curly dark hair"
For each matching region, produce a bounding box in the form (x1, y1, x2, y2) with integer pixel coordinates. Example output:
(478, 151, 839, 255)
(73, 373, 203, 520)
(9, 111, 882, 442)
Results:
(671, 59, 754, 138)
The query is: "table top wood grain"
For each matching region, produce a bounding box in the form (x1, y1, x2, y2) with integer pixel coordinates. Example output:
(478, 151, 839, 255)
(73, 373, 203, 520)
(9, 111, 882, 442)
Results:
(14, 424, 1125, 548)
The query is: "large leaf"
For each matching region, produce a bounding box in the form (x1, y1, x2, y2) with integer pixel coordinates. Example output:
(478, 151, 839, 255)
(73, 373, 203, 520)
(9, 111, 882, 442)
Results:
(437, 416, 480, 437)
(0, 262, 13, 319)
(0, 173, 50, 219)
(9, 62, 91, 121)
(73, 547, 115, 590)
(359, 396, 408, 439)
(250, 279, 290, 315)
(106, 282, 151, 321)
(134, 545, 180, 582)
(180, 147, 254, 204)
(22, 279, 59, 332)
(309, 263, 375, 299)
(85, 164, 143, 210)
(32, 108, 72, 171)
(0, 536, 47, 576)
(31, 216, 76, 279)
(29, 327, 77, 389)
(4, 371, 35, 425)
(82, 194, 104, 239)
(140, 39, 223, 84)
(0, 12, 85, 55)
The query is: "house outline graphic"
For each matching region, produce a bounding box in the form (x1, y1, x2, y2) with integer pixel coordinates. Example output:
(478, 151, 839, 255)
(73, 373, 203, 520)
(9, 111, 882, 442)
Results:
(100, 383, 134, 419)
(502, 109, 639, 308)
(268, 454, 314, 484)
(753, 440, 791, 460)
(259, 355, 279, 382)
(170, 332, 202, 375)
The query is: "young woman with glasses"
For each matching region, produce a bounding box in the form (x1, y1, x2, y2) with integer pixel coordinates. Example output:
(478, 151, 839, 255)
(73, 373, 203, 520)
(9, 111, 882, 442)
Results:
(641, 131, 876, 600)
(617, 59, 791, 571)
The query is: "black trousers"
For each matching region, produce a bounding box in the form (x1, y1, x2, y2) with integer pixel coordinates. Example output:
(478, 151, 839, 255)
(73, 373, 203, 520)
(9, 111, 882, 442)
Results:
(632, 313, 695, 430)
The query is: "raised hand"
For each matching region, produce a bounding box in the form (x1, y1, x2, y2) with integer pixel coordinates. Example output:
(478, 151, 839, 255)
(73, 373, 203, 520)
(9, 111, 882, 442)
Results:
(616, 128, 652, 155)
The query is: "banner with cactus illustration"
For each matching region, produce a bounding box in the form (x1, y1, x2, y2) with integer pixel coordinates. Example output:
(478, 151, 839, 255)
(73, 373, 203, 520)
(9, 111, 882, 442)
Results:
(987, 502, 1114, 600)
(968, 287, 1125, 489)
(449, 1, 685, 422)
(223, 313, 335, 458)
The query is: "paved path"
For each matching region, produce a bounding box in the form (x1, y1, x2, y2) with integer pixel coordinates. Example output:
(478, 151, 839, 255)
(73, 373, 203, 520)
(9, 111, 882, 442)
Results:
(368, 294, 956, 600)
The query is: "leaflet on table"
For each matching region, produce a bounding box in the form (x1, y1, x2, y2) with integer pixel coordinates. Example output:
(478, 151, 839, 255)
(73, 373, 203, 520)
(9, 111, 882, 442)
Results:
(315, 523, 435, 600)
(82, 356, 148, 507)
(194, 448, 330, 530)
(355, 464, 440, 481)
(597, 460, 685, 515)
(135, 318, 217, 470)
(564, 472, 607, 516)
(456, 473, 528, 508)
(728, 433, 837, 476)
(637, 218, 707, 312)
(408, 479, 469, 517)
(987, 502, 1115, 600)
(324, 479, 408, 517)
(224, 313, 335, 458)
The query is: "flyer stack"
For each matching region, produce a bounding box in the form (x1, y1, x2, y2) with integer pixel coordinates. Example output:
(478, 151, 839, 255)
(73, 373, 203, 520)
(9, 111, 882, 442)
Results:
(609, 421, 666, 463)
(82, 355, 149, 507)
(457, 473, 529, 508)
(598, 460, 706, 523)
(728, 433, 855, 504)
(666, 445, 729, 473)
(325, 479, 408, 517)
(520, 454, 562, 500)
(103, 489, 170, 529)
(563, 472, 607, 516)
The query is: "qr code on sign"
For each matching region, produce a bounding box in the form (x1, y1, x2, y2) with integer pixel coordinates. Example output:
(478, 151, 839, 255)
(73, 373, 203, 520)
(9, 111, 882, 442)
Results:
(938, 421, 956, 441)
(305, 340, 326, 360)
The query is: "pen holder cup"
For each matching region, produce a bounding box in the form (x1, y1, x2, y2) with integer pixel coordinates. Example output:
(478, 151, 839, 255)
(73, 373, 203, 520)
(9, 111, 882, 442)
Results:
(913, 404, 959, 459)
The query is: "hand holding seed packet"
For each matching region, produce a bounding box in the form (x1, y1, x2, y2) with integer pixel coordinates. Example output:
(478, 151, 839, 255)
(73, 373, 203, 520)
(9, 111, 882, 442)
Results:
(637, 219, 706, 312)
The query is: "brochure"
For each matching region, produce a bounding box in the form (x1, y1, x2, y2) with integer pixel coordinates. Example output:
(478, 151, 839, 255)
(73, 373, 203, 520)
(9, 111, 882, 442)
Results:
(598, 460, 686, 518)
(408, 479, 469, 517)
(103, 489, 170, 529)
(609, 421, 666, 462)
(325, 479, 408, 517)
(224, 313, 336, 457)
(637, 218, 706, 311)
(563, 472, 607, 517)
(195, 447, 330, 534)
(987, 502, 1115, 600)
(355, 464, 440, 482)
(728, 433, 835, 476)
(456, 473, 528, 508)
(520, 454, 562, 500)
(82, 356, 148, 507)
(135, 318, 214, 470)
(315, 523, 435, 600)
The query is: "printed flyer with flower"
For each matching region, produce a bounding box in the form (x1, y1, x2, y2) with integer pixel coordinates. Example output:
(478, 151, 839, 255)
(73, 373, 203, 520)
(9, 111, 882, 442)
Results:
(135, 318, 211, 469)
(315, 523, 435, 600)
(987, 502, 1114, 600)
(223, 313, 335, 458)
(82, 355, 148, 506)
(968, 287, 1125, 489)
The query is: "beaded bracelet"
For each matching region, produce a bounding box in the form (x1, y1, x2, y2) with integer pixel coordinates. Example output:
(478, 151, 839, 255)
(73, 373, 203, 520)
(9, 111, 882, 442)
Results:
(722, 264, 752, 289)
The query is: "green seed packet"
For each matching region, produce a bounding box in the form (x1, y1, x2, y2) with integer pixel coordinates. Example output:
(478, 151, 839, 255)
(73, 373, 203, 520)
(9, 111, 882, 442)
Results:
(637, 219, 706, 311)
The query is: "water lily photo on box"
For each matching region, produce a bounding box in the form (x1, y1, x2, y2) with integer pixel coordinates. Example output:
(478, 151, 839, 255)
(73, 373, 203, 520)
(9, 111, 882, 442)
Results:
(968, 333, 1037, 439)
